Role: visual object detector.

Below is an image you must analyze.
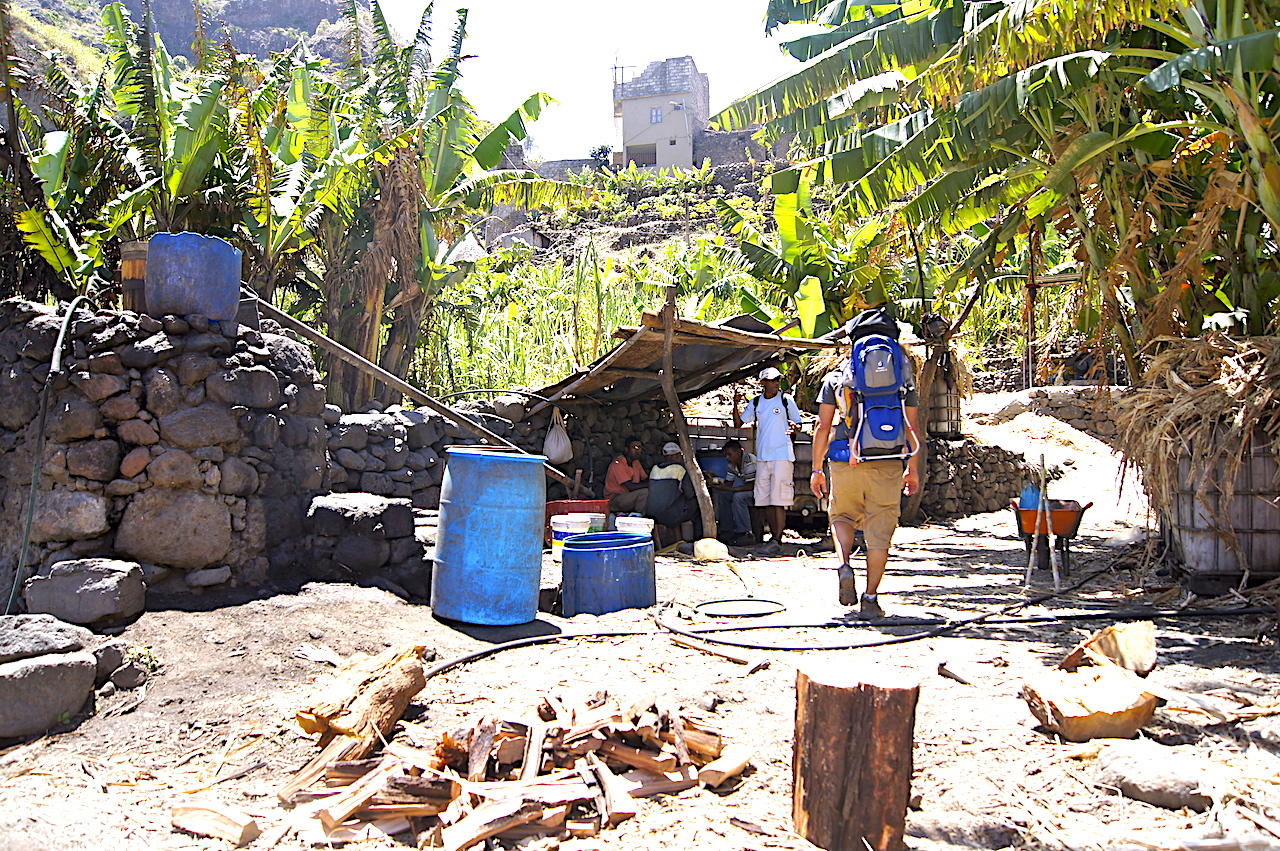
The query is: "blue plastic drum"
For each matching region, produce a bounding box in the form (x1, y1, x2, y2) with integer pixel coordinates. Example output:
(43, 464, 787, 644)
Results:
(561, 531, 656, 616)
(431, 447, 547, 625)
(145, 232, 242, 322)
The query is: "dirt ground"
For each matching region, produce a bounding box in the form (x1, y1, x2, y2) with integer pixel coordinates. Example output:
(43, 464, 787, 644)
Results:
(2, 396, 1278, 851)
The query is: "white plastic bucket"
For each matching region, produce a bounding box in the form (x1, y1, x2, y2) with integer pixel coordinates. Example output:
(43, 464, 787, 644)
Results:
(550, 514, 593, 562)
(583, 512, 607, 533)
(614, 515, 655, 538)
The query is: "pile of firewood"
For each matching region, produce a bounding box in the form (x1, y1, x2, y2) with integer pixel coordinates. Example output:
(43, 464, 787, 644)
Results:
(282, 689, 748, 848)
(166, 646, 751, 848)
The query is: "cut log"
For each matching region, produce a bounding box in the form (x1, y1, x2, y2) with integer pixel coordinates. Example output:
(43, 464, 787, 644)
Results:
(698, 744, 752, 788)
(1021, 664, 1160, 741)
(467, 716, 497, 781)
(296, 645, 427, 750)
(440, 799, 544, 851)
(622, 766, 699, 797)
(1060, 621, 1157, 676)
(520, 723, 547, 780)
(317, 759, 401, 830)
(599, 739, 677, 774)
(171, 802, 261, 847)
(793, 663, 920, 851)
(376, 775, 460, 811)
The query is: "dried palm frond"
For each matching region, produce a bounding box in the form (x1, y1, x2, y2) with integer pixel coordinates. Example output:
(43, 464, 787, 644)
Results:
(1114, 336, 1280, 573)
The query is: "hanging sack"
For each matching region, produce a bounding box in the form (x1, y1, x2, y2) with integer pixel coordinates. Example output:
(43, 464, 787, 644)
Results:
(543, 409, 573, 465)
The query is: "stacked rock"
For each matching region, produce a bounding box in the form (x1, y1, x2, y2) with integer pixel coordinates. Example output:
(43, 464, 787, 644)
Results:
(919, 438, 1034, 518)
(971, 356, 1026, 393)
(0, 298, 328, 597)
(305, 493, 428, 598)
(1027, 387, 1121, 445)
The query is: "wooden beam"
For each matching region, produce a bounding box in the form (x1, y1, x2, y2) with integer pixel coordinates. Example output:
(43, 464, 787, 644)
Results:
(253, 299, 580, 493)
(526, 328, 651, 416)
(660, 286, 716, 541)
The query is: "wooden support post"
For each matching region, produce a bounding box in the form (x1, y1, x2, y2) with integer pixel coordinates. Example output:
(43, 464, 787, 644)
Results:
(793, 664, 919, 851)
(660, 285, 717, 541)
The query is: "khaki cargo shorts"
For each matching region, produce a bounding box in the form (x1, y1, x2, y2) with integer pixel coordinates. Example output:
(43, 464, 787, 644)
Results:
(827, 459, 903, 550)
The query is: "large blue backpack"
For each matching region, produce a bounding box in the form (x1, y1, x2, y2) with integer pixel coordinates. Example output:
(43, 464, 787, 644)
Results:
(831, 309, 919, 462)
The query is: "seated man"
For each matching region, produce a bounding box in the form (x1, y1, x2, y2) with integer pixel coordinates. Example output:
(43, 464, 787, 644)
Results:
(646, 442, 698, 546)
(711, 439, 756, 545)
(605, 436, 648, 514)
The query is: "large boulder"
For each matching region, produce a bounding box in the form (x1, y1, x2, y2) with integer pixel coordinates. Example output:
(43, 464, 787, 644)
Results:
(307, 493, 415, 539)
(115, 489, 232, 569)
(30, 490, 110, 543)
(66, 440, 122, 482)
(0, 615, 93, 664)
(45, 396, 103, 443)
(23, 559, 146, 625)
(206, 366, 282, 409)
(157, 404, 241, 448)
(0, 651, 96, 738)
(0, 364, 39, 430)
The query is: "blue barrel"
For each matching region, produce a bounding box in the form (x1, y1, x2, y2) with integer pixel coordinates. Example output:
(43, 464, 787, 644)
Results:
(561, 532, 656, 616)
(697, 451, 729, 479)
(145, 232, 242, 322)
(432, 447, 547, 625)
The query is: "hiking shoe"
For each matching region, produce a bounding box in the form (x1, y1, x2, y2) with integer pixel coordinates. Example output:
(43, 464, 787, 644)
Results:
(860, 593, 884, 620)
(837, 564, 857, 605)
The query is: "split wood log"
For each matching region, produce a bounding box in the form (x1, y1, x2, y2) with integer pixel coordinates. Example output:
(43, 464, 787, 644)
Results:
(467, 716, 497, 781)
(622, 766, 699, 797)
(171, 802, 261, 847)
(587, 754, 639, 825)
(599, 739, 677, 774)
(296, 644, 428, 751)
(520, 723, 547, 780)
(376, 775, 459, 811)
(698, 744, 752, 788)
(440, 799, 544, 851)
(278, 734, 372, 803)
(658, 717, 722, 761)
(1021, 663, 1160, 741)
(793, 664, 920, 851)
(1060, 621, 1157, 676)
(317, 759, 401, 830)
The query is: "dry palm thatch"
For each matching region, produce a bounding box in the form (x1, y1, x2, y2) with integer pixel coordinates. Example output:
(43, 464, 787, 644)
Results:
(1114, 336, 1280, 570)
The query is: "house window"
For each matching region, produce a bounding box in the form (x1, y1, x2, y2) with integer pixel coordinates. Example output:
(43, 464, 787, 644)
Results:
(650, 107, 663, 124)
(669, 139, 677, 145)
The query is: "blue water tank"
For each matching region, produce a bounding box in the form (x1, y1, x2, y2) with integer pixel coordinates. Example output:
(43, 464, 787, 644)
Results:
(145, 232, 242, 322)
(561, 531, 656, 616)
(697, 451, 729, 479)
(431, 447, 547, 625)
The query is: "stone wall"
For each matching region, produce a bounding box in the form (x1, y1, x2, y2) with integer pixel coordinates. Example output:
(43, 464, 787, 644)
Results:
(919, 438, 1034, 518)
(321, 396, 680, 505)
(0, 299, 327, 596)
(1026, 386, 1122, 445)
(692, 131, 791, 167)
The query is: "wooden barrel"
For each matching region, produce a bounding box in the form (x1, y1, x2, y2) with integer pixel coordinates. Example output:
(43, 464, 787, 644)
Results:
(1170, 430, 1280, 591)
(121, 241, 148, 314)
(928, 378, 962, 439)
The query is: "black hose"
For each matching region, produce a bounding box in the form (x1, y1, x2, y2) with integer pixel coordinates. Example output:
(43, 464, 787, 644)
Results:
(5, 296, 97, 615)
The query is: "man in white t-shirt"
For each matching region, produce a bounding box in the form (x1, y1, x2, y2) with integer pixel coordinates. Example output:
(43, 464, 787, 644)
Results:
(733, 366, 803, 553)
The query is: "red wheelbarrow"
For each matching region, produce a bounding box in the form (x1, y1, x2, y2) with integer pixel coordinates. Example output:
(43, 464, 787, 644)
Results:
(1009, 499, 1093, 576)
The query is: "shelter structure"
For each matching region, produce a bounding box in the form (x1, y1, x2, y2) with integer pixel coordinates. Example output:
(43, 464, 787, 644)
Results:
(530, 311, 833, 414)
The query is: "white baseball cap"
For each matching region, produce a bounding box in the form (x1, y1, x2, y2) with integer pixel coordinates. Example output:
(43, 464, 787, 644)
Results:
(759, 366, 782, 380)
(661, 442, 681, 455)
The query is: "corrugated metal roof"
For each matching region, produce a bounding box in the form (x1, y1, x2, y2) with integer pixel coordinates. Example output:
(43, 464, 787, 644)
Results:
(532, 310, 835, 409)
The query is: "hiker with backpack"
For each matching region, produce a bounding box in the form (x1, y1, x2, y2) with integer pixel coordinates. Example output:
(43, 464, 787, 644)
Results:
(733, 366, 804, 554)
(810, 308, 922, 619)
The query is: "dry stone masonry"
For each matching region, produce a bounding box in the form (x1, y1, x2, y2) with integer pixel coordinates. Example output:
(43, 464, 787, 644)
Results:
(1026, 386, 1122, 446)
(919, 438, 1034, 519)
(0, 298, 327, 598)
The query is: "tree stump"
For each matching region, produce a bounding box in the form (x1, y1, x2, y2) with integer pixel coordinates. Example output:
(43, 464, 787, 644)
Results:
(793, 664, 920, 851)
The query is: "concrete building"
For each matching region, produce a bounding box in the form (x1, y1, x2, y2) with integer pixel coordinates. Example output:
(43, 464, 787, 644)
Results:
(613, 56, 710, 170)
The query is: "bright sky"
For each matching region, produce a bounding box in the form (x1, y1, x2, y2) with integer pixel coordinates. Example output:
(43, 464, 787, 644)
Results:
(381, 0, 813, 161)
